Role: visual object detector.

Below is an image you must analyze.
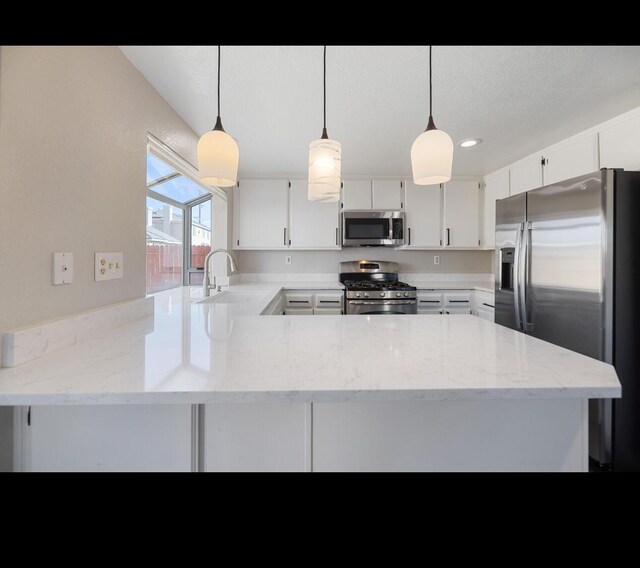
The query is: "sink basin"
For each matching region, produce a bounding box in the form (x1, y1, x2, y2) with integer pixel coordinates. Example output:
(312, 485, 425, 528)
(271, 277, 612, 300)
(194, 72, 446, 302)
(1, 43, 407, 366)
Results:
(198, 290, 269, 304)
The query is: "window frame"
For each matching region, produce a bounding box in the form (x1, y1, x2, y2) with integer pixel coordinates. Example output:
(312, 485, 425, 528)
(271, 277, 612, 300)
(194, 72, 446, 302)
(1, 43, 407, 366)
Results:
(146, 134, 226, 292)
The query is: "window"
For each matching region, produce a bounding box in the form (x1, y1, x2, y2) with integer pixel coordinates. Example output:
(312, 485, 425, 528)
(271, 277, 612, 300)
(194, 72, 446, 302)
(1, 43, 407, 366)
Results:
(146, 150, 213, 293)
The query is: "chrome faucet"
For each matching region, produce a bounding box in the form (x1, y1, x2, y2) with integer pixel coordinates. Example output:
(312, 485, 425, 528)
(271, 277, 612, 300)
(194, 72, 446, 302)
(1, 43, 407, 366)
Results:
(203, 249, 239, 297)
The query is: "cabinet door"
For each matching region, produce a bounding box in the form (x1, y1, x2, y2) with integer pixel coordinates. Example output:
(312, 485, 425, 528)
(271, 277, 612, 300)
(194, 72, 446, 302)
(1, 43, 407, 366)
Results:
(543, 133, 598, 185)
(404, 181, 442, 247)
(289, 180, 340, 249)
(234, 179, 289, 249)
(482, 168, 510, 249)
(342, 180, 372, 210)
(599, 113, 640, 170)
(19, 405, 191, 472)
(443, 181, 480, 248)
(205, 402, 310, 472)
(510, 155, 542, 195)
(372, 180, 403, 210)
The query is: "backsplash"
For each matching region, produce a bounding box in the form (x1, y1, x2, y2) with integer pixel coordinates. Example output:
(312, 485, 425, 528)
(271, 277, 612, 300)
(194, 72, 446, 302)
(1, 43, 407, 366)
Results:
(235, 249, 493, 274)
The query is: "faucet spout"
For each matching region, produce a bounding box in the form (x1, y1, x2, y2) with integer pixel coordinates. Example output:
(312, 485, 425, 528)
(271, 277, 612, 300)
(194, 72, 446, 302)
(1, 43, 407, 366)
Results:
(202, 249, 240, 297)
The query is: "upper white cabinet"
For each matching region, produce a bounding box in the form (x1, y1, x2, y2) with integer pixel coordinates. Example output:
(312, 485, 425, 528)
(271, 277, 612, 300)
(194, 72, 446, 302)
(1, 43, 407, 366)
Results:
(443, 181, 480, 248)
(542, 133, 598, 185)
(234, 179, 289, 249)
(342, 179, 403, 211)
(482, 167, 510, 249)
(372, 180, 403, 210)
(599, 111, 640, 171)
(289, 180, 340, 249)
(342, 180, 372, 210)
(510, 155, 543, 195)
(404, 180, 442, 247)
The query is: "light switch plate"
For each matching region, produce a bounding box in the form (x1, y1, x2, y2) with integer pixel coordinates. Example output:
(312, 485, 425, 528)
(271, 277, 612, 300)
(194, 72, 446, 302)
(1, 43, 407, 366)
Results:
(95, 252, 124, 282)
(52, 252, 74, 285)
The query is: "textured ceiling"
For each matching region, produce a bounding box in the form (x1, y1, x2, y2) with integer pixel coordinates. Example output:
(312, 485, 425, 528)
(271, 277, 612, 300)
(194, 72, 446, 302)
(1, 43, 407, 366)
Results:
(120, 46, 640, 177)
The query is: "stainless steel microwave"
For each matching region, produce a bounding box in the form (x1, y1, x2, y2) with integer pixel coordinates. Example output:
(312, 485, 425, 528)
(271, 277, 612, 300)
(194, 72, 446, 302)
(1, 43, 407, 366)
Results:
(342, 211, 405, 247)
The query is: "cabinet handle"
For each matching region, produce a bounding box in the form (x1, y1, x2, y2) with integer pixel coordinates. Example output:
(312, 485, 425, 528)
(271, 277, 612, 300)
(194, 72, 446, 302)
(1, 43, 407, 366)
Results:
(419, 300, 440, 303)
(482, 303, 495, 308)
(408, 227, 411, 246)
(449, 300, 469, 303)
(336, 227, 339, 246)
(284, 228, 287, 246)
(319, 300, 340, 304)
(27, 406, 31, 426)
(289, 300, 310, 304)
(446, 228, 451, 246)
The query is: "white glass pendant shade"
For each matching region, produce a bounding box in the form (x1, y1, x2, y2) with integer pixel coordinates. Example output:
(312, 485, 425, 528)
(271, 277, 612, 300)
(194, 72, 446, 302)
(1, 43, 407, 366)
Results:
(197, 128, 239, 188)
(411, 126, 454, 185)
(308, 137, 341, 201)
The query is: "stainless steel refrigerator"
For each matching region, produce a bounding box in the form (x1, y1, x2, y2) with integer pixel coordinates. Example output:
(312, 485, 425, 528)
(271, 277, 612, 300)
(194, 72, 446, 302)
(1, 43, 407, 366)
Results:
(495, 168, 640, 471)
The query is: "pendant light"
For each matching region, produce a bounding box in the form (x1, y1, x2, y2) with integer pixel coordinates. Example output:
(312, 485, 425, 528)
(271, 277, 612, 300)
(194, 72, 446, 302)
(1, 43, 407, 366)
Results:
(308, 45, 341, 202)
(411, 45, 453, 185)
(198, 45, 239, 187)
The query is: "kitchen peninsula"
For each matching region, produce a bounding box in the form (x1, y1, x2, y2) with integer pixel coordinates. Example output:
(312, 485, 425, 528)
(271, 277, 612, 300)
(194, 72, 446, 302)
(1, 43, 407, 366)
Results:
(0, 284, 620, 472)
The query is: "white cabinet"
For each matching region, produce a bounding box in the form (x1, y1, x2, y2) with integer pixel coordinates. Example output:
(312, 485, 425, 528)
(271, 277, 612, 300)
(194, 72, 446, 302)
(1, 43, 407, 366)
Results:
(342, 180, 372, 210)
(417, 291, 443, 314)
(472, 290, 495, 321)
(482, 168, 510, 249)
(542, 133, 598, 185)
(599, 112, 640, 170)
(510, 155, 542, 196)
(443, 181, 480, 248)
(372, 180, 403, 210)
(233, 179, 289, 249)
(342, 179, 403, 211)
(289, 180, 340, 249)
(282, 290, 343, 315)
(204, 403, 310, 472)
(404, 181, 442, 248)
(417, 290, 472, 314)
(16, 405, 191, 472)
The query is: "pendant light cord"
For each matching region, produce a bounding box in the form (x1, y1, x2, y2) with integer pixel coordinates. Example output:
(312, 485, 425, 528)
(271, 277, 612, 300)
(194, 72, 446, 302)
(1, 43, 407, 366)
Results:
(217, 45, 221, 119)
(321, 45, 328, 139)
(429, 45, 433, 118)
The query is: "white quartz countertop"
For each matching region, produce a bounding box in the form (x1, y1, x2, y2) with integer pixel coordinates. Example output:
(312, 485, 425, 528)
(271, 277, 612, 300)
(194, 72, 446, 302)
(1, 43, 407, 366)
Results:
(0, 286, 619, 405)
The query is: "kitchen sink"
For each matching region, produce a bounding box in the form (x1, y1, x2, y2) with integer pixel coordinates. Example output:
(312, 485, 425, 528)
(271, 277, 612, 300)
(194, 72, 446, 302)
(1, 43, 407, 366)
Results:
(198, 290, 269, 304)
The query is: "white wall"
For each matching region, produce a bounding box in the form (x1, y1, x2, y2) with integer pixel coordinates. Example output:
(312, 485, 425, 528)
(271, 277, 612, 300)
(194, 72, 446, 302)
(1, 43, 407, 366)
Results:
(0, 46, 203, 471)
(237, 249, 493, 274)
(0, 46, 200, 333)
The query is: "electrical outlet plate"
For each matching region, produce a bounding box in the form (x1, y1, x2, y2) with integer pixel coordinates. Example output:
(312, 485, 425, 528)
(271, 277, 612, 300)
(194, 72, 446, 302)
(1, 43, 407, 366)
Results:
(434, 256, 440, 265)
(52, 252, 74, 285)
(95, 252, 123, 282)
(285, 255, 292, 265)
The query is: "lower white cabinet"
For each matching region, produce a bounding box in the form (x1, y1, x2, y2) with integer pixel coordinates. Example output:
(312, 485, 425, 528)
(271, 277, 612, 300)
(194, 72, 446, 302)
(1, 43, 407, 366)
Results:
(204, 403, 311, 472)
(16, 405, 192, 472)
(472, 290, 495, 322)
(282, 290, 343, 315)
(417, 290, 472, 315)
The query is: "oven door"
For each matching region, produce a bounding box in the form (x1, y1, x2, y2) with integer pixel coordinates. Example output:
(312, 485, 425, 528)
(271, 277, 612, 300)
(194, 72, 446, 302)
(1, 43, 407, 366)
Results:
(342, 211, 404, 246)
(347, 300, 417, 315)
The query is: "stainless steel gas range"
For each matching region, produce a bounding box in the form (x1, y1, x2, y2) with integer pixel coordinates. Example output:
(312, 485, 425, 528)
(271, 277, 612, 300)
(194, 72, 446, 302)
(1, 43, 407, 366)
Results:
(339, 261, 417, 315)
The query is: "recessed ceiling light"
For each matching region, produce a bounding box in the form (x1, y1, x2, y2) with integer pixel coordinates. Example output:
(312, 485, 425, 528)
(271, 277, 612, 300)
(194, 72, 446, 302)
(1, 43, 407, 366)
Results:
(459, 138, 482, 148)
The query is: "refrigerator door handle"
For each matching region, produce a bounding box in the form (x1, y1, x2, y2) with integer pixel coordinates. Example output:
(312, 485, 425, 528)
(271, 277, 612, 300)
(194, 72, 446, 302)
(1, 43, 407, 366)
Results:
(521, 221, 533, 332)
(513, 223, 524, 331)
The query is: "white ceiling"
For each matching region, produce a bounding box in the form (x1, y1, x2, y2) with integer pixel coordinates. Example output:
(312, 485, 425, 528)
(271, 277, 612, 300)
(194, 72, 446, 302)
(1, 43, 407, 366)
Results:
(120, 46, 640, 177)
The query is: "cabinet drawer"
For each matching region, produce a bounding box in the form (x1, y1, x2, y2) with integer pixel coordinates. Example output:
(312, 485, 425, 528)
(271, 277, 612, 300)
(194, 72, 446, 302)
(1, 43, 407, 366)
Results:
(443, 307, 472, 315)
(477, 307, 494, 321)
(285, 293, 313, 307)
(314, 308, 343, 315)
(443, 293, 471, 307)
(417, 293, 443, 309)
(475, 290, 495, 309)
(418, 308, 443, 315)
(314, 293, 344, 309)
(284, 308, 314, 315)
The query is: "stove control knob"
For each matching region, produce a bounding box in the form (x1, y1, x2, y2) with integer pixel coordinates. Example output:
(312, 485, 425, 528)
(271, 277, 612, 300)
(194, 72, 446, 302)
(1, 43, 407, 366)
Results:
(355, 292, 361, 298)
(404, 292, 409, 298)
(364, 293, 369, 298)
(380, 292, 386, 297)
(396, 292, 402, 298)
